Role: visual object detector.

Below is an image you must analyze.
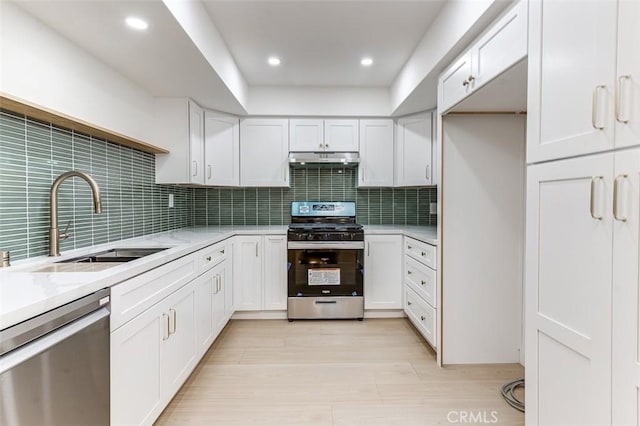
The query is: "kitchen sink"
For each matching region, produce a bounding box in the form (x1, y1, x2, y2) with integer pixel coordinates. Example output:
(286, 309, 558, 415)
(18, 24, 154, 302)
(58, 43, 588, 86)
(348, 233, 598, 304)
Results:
(57, 247, 169, 264)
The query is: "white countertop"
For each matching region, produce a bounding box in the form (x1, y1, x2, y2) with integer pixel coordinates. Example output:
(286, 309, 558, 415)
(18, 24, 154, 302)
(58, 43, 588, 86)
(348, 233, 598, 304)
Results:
(0, 226, 286, 329)
(364, 225, 437, 245)
(0, 224, 436, 330)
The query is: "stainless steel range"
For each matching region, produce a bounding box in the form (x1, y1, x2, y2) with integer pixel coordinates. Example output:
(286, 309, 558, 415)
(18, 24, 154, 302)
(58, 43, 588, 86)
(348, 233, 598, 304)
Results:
(287, 201, 364, 320)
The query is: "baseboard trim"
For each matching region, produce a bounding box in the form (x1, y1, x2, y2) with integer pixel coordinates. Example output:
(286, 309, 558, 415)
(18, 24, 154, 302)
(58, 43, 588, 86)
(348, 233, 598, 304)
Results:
(231, 309, 406, 320)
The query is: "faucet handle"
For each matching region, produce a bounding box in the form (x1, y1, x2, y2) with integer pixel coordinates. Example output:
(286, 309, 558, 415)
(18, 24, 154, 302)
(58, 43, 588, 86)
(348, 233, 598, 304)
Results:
(60, 221, 72, 241)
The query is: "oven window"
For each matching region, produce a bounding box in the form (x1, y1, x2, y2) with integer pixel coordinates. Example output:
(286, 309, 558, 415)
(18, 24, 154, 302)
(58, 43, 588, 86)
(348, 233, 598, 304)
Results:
(288, 248, 364, 297)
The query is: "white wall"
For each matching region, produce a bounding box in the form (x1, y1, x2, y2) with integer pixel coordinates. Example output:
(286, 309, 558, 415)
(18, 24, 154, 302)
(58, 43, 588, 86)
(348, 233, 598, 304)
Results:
(0, 2, 155, 143)
(391, 0, 510, 115)
(163, 0, 248, 113)
(247, 86, 390, 117)
(441, 114, 525, 364)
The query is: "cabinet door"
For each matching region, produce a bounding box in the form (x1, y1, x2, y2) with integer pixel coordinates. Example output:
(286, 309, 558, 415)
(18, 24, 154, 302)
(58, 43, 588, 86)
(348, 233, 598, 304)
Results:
(111, 302, 164, 426)
(358, 119, 394, 187)
(364, 235, 403, 309)
(525, 153, 614, 426)
(204, 113, 240, 186)
(240, 118, 289, 187)
(264, 235, 287, 310)
(472, 0, 527, 91)
(188, 100, 205, 185)
(324, 119, 359, 152)
(289, 119, 324, 152)
(211, 262, 227, 336)
(616, 0, 640, 149)
(439, 53, 473, 113)
(194, 272, 214, 358)
(612, 148, 640, 425)
(395, 113, 433, 186)
(232, 236, 263, 310)
(527, 0, 617, 163)
(161, 284, 196, 401)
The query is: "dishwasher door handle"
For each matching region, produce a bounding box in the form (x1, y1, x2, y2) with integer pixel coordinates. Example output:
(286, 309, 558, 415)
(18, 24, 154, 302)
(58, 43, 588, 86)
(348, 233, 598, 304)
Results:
(0, 308, 109, 375)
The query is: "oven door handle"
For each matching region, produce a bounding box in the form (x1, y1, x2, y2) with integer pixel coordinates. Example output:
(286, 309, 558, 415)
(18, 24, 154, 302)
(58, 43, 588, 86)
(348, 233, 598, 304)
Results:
(287, 241, 365, 250)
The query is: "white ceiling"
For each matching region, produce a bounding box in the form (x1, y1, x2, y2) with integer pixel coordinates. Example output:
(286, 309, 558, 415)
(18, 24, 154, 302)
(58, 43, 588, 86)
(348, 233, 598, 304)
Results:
(14, 0, 445, 103)
(202, 1, 445, 87)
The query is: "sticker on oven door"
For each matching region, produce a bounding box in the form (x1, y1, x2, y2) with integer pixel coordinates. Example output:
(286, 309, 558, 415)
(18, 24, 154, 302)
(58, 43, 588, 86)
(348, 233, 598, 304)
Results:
(308, 268, 340, 285)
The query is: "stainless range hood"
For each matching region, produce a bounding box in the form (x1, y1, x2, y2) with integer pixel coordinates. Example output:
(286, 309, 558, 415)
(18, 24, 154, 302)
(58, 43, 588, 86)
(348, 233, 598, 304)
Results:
(289, 152, 359, 167)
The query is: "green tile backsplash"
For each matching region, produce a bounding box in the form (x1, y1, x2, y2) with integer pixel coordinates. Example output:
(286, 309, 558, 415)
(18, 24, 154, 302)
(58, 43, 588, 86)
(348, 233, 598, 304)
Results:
(193, 168, 437, 226)
(0, 111, 192, 261)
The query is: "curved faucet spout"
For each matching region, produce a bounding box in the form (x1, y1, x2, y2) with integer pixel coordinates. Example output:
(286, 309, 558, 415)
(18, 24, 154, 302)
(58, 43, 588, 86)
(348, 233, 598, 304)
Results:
(49, 171, 102, 256)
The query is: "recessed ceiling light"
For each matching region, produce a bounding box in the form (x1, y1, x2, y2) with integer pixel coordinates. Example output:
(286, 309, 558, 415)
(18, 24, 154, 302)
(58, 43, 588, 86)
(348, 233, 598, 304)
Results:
(125, 16, 148, 31)
(361, 57, 373, 67)
(268, 56, 281, 66)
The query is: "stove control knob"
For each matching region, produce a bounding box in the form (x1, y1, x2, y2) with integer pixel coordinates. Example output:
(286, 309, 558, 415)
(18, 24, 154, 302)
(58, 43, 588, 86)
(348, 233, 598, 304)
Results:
(307, 234, 314, 241)
(322, 234, 329, 241)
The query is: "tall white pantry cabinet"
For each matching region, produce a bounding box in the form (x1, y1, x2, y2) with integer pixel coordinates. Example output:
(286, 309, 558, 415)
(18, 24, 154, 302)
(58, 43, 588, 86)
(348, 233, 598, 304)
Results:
(526, 0, 640, 424)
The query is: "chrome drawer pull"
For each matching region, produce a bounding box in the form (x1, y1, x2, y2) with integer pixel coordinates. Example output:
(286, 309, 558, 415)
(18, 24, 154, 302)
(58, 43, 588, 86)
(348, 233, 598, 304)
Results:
(421, 280, 426, 286)
(421, 316, 426, 321)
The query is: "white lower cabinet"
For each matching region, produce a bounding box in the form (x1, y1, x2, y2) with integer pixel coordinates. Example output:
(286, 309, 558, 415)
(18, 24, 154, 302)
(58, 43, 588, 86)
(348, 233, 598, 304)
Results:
(404, 285, 436, 347)
(194, 272, 215, 357)
(263, 235, 287, 310)
(111, 280, 196, 426)
(403, 236, 437, 349)
(233, 234, 287, 311)
(233, 236, 263, 311)
(526, 152, 615, 425)
(364, 235, 403, 309)
(111, 241, 233, 426)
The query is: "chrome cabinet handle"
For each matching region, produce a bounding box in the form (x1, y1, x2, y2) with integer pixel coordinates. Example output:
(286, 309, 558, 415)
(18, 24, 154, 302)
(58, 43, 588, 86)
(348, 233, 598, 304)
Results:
(426, 165, 430, 181)
(206, 256, 212, 261)
(192, 160, 198, 176)
(218, 275, 222, 293)
(367, 242, 370, 256)
(221, 249, 225, 254)
(617, 75, 631, 123)
(462, 79, 469, 87)
(468, 75, 475, 83)
(319, 143, 324, 149)
(592, 85, 606, 130)
(407, 270, 413, 275)
(421, 280, 426, 286)
(613, 174, 628, 222)
(421, 251, 426, 257)
(207, 164, 212, 179)
(590, 176, 604, 220)
(255, 242, 259, 257)
(407, 301, 412, 306)
(407, 245, 412, 250)
(162, 314, 170, 341)
(421, 315, 426, 321)
(168, 308, 176, 334)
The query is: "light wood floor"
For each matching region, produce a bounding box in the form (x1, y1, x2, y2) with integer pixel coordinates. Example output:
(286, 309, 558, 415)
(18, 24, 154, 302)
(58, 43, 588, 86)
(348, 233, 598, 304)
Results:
(156, 319, 524, 425)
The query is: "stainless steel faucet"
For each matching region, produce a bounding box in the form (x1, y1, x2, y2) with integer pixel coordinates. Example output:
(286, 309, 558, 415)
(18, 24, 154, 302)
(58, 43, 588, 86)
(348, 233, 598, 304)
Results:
(49, 171, 102, 256)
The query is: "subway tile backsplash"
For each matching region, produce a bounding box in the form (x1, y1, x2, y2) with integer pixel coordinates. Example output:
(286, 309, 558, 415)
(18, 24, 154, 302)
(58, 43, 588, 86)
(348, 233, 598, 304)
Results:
(192, 168, 437, 226)
(0, 110, 437, 261)
(0, 111, 192, 261)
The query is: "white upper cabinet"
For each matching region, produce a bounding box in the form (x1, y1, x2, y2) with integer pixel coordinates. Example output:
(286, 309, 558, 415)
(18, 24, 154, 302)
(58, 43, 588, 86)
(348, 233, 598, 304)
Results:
(395, 112, 434, 187)
(154, 98, 205, 185)
(204, 112, 240, 186)
(290, 118, 359, 152)
(527, 0, 618, 163)
(358, 119, 394, 187)
(324, 119, 359, 151)
(615, 0, 640, 149)
(439, 0, 527, 113)
(289, 119, 324, 151)
(240, 118, 290, 187)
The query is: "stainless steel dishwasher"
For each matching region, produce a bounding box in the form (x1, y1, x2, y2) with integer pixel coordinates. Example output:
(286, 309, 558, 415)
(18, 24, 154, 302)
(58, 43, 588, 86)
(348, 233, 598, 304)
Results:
(0, 288, 110, 426)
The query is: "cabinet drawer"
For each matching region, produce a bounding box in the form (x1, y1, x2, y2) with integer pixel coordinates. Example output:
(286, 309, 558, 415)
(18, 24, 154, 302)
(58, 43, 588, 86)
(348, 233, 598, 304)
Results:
(404, 285, 436, 348)
(200, 240, 227, 273)
(111, 253, 198, 331)
(404, 237, 436, 269)
(404, 256, 436, 308)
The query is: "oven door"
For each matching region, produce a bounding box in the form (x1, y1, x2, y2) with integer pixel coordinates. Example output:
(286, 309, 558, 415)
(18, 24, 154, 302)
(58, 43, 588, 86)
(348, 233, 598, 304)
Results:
(287, 241, 364, 297)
